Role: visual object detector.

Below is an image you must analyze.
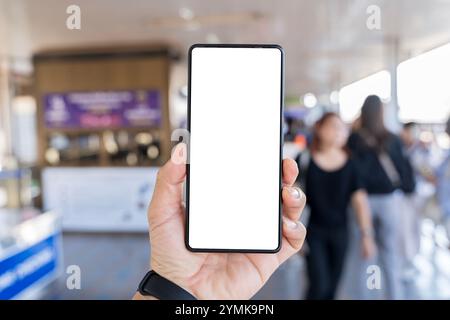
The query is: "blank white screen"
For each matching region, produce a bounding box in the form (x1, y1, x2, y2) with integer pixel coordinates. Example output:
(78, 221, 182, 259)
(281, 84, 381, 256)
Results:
(188, 46, 282, 251)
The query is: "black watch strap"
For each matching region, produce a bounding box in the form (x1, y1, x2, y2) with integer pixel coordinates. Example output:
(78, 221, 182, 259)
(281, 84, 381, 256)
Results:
(138, 270, 197, 300)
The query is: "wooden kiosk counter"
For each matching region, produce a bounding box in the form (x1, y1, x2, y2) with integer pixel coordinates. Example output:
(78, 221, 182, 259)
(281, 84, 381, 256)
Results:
(33, 45, 175, 231)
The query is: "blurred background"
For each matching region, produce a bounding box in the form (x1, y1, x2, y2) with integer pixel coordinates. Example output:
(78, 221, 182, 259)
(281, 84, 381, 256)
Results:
(0, 0, 449, 299)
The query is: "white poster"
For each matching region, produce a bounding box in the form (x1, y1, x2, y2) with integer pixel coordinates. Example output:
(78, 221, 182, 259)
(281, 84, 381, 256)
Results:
(42, 167, 158, 232)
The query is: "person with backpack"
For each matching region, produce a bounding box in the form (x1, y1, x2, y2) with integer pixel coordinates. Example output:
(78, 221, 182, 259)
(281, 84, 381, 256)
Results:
(347, 95, 416, 299)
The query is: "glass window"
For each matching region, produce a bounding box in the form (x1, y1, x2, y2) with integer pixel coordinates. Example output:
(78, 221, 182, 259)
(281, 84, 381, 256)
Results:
(398, 43, 450, 123)
(339, 70, 391, 122)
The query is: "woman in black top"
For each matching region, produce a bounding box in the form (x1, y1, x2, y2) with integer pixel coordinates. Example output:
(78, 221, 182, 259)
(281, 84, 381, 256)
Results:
(347, 95, 415, 300)
(303, 112, 376, 300)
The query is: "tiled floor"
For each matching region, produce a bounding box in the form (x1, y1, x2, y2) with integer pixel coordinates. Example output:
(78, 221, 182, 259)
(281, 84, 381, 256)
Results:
(45, 219, 450, 300)
(45, 233, 150, 300)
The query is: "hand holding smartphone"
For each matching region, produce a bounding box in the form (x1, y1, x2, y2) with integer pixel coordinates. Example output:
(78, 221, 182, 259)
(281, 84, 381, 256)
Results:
(186, 44, 284, 253)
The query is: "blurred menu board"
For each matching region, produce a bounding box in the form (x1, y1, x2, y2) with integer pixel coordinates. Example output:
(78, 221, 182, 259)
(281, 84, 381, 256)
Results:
(42, 167, 158, 232)
(44, 90, 161, 129)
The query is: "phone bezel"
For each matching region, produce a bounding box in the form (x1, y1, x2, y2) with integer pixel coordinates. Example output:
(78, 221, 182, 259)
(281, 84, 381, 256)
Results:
(185, 43, 284, 253)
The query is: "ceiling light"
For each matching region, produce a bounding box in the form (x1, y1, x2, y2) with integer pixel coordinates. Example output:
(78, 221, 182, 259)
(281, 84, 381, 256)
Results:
(303, 93, 317, 108)
(179, 7, 194, 20)
(330, 90, 340, 104)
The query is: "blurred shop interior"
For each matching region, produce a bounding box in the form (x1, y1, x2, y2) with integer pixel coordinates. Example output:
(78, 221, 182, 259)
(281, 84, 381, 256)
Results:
(0, 0, 450, 299)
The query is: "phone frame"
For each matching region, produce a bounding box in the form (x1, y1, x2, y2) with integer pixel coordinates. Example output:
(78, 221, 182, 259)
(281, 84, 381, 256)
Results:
(185, 43, 284, 253)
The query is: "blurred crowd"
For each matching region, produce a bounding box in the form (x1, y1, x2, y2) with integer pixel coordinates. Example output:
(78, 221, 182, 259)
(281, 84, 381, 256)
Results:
(284, 95, 450, 300)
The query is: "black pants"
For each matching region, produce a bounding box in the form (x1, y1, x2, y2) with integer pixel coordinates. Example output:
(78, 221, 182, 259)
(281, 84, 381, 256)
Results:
(305, 226, 348, 300)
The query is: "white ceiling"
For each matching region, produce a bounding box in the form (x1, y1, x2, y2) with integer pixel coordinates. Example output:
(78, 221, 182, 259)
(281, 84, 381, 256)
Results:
(1, 0, 450, 96)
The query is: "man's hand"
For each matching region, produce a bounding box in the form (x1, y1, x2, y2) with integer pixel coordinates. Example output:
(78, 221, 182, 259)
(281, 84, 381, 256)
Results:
(136, 144, 306, 300)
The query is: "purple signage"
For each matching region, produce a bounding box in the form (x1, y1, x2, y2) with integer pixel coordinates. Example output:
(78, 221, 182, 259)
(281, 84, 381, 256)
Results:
(44, 90, 161, 129)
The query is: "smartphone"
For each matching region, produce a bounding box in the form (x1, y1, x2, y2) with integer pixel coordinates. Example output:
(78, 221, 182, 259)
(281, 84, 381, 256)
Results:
(186, 44, 284, 253)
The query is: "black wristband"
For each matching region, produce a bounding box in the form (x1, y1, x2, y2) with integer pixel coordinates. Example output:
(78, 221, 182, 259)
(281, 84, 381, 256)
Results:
(138, 270, 197, 300)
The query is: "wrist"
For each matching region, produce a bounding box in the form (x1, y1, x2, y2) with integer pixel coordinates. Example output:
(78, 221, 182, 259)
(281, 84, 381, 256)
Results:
(152, 265, 198, 299)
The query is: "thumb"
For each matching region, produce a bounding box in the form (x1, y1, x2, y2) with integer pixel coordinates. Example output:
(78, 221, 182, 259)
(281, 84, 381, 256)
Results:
(148, 144, 187, 224)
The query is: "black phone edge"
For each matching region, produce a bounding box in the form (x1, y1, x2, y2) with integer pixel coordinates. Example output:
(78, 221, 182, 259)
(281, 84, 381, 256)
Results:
(185, 43, 285, 253)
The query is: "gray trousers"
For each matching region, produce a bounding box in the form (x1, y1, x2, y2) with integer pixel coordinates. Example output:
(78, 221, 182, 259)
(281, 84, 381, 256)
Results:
(345, 192, 404, 299)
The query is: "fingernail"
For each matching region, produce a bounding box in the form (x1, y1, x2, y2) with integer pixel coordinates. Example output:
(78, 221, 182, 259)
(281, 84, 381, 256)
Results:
(288, 187, 301, 199)
(283, 217, 298, 229)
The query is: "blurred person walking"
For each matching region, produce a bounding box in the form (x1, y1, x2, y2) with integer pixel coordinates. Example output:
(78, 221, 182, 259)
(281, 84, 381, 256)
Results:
(347, 95, 415, 300)
(300, 112, 376, 300)
(435, 117, 450, 242)
(399, 122, 433, 278)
